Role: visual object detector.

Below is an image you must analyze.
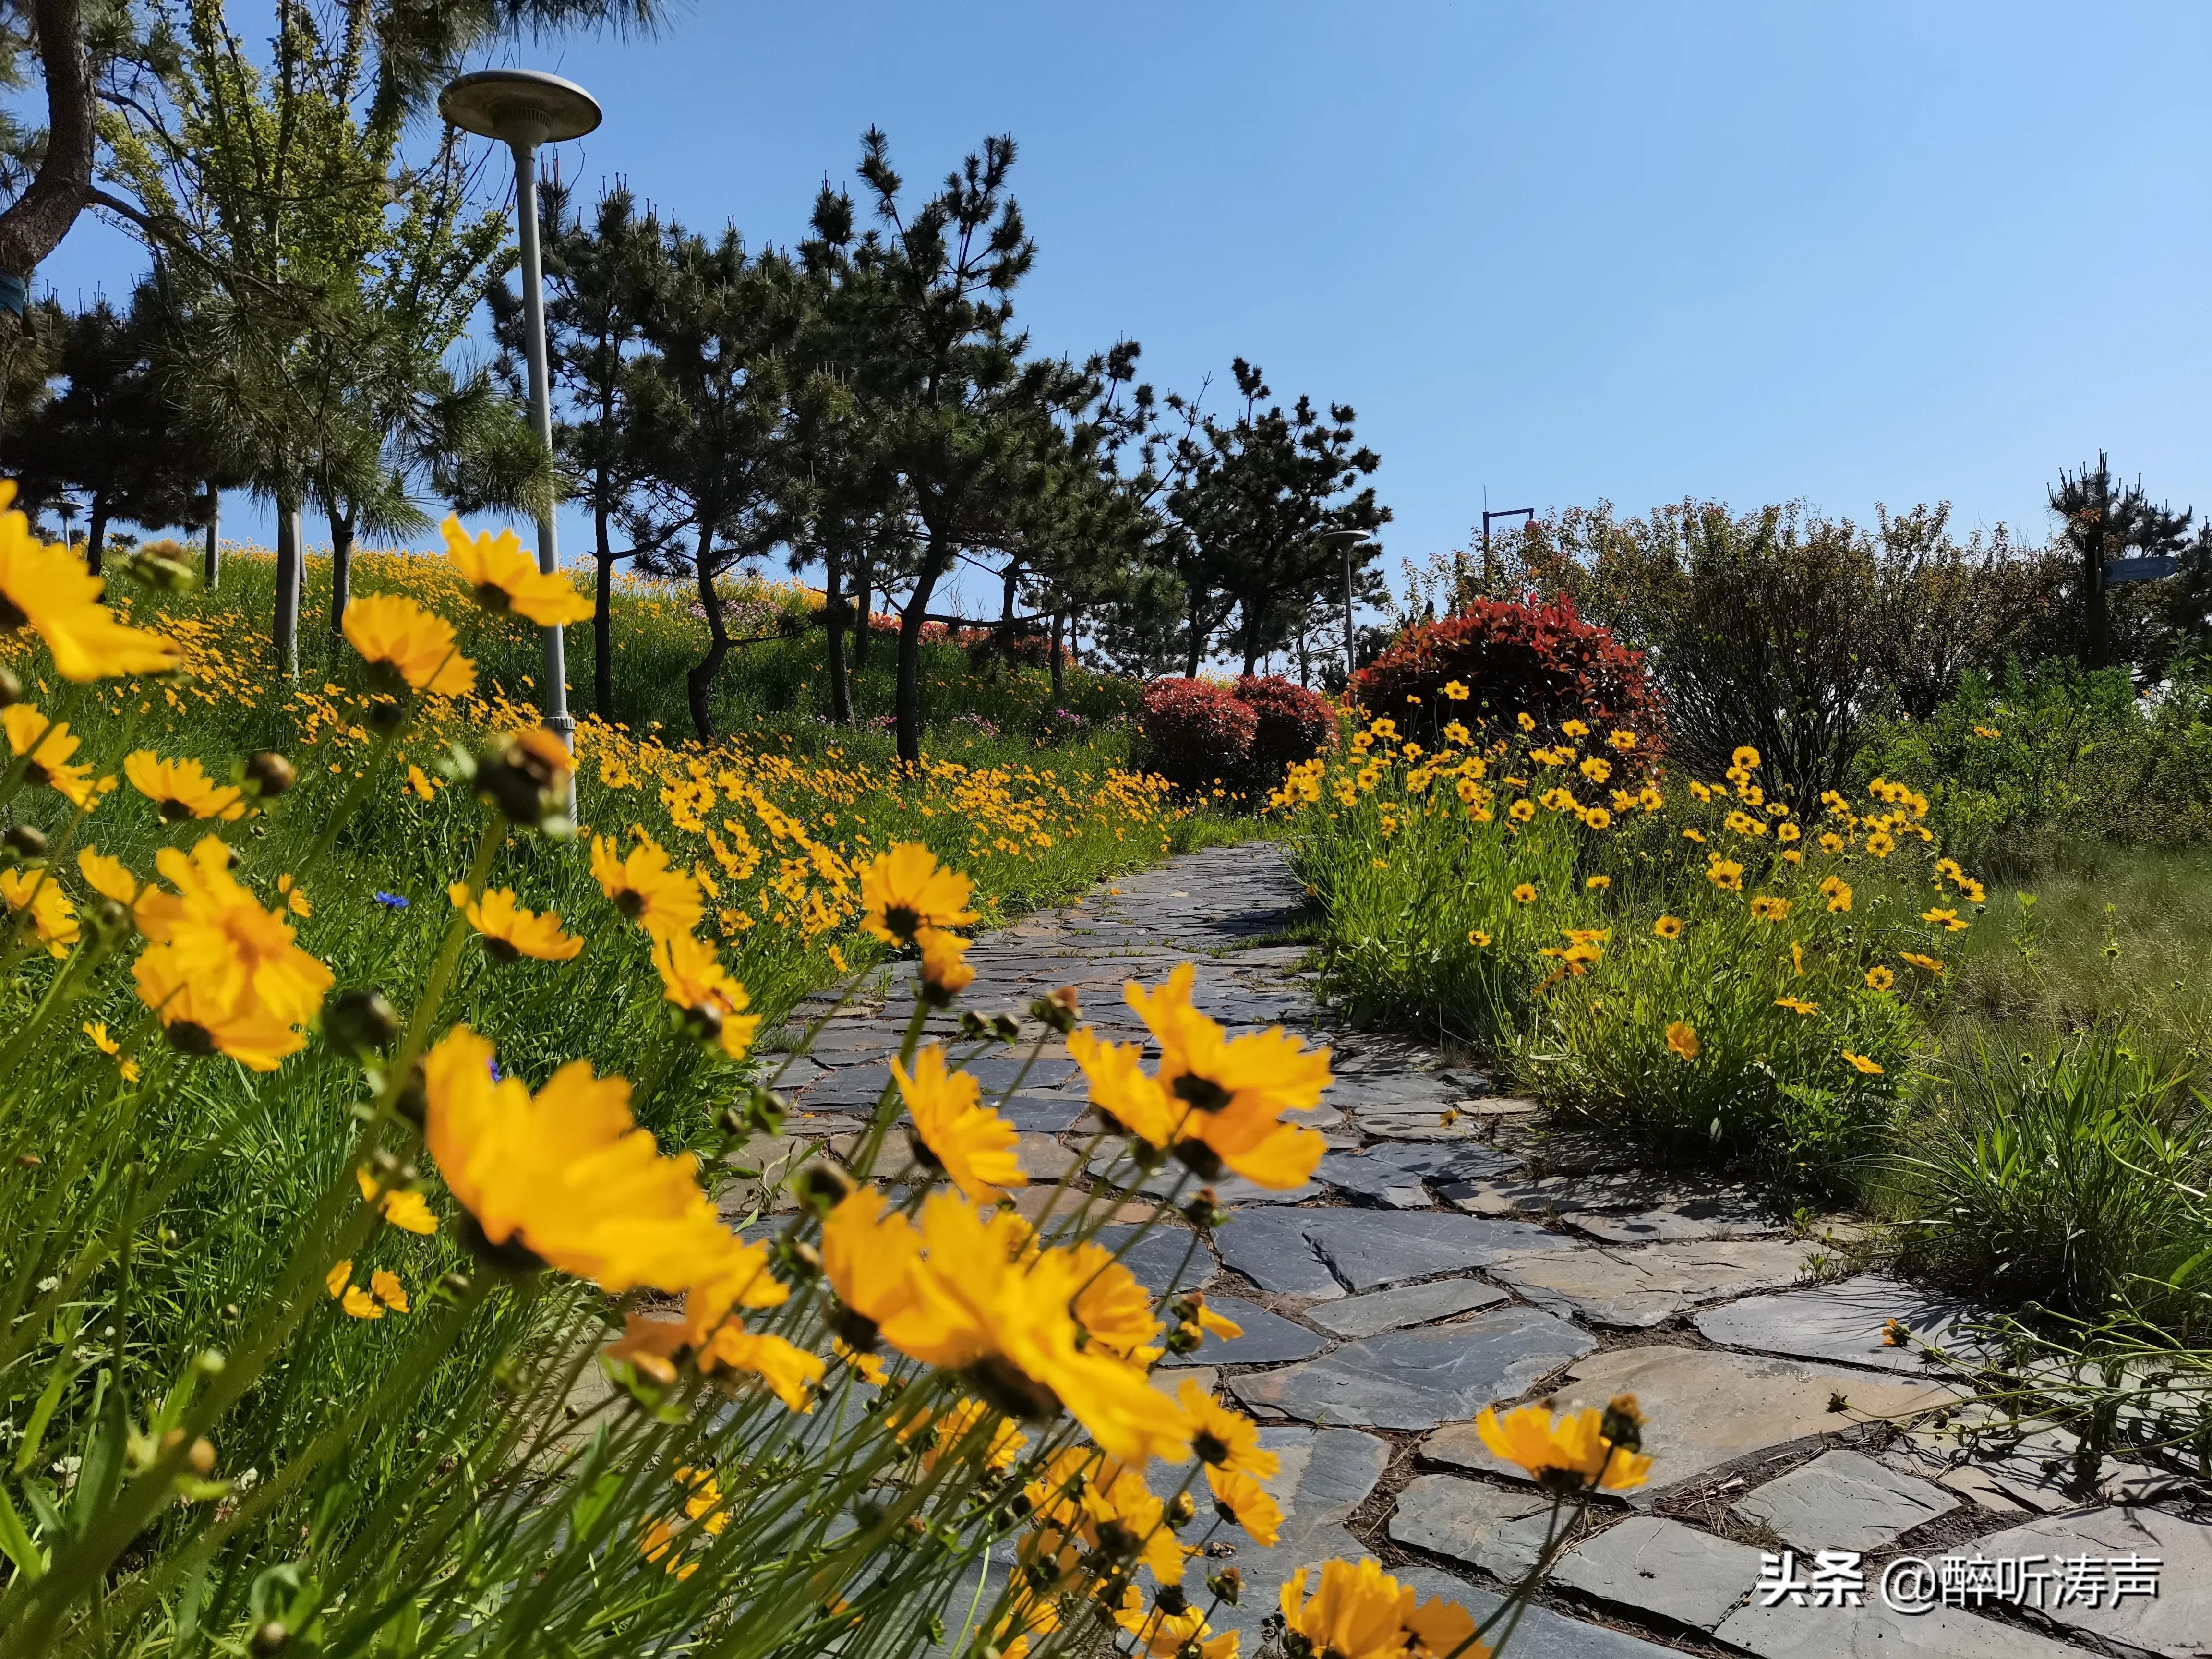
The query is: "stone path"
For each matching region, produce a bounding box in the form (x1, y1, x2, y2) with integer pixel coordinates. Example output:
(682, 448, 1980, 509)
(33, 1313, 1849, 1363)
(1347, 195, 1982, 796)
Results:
(740, 842, 2210, 1659)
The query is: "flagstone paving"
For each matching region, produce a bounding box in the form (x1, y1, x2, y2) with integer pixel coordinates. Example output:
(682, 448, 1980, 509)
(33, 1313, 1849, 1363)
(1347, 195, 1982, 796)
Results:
(754, 841, 2205, 1657)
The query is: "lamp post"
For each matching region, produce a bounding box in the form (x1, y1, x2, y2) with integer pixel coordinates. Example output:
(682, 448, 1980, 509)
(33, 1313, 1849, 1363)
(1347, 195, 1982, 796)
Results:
(1318, 528, 1371, 685)
(438, 68, 601, 752)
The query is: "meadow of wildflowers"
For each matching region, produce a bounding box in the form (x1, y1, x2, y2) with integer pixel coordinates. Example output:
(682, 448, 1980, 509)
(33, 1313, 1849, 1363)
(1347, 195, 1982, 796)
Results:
(0, 492, 1688, 1658)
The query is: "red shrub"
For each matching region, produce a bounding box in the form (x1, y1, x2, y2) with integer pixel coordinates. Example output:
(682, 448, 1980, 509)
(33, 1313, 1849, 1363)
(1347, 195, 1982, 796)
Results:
(1136, 678, 1259, 794)
(1352, 598, 1660, 747)
(1235, 675, 1338, 787)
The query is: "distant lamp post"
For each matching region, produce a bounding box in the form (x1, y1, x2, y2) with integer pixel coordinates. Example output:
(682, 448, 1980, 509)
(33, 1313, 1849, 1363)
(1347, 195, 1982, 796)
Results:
(438, 68, 601, 752)
(1318, 528, 1372, 684)
(1480, 503, 1534, 589)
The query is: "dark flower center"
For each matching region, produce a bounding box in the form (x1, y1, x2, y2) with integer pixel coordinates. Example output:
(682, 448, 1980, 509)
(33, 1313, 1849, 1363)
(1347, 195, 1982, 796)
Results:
(157, 796, 193, 823)
(165, 1020, 217, 1057)
(967, 1354, 1061, 1424)
(1172, 1073, 1232, 1113)
(1192, 1428, 1230, 1467)
(614, 889, 646, 920)
(883, 902, 920, 940)
(473, 582, 514, 615)
(482, 937, 521, 964)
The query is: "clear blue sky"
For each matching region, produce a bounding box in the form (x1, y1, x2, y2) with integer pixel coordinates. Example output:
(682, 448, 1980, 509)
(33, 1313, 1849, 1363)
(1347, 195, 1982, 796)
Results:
(39, 0, 2212, 616)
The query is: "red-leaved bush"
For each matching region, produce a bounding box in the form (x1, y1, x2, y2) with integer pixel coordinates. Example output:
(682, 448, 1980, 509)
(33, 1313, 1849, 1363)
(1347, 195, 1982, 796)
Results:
(1352, 597, 1661, 747)
(1135, 678, 1260, 795)
(1236, 675, 1338, 785)
(1137, 675, 1341, 800)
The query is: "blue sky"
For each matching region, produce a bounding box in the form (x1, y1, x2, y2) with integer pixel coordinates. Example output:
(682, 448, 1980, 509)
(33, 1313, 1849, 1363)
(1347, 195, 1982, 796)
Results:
(39, 1, 2212, 616)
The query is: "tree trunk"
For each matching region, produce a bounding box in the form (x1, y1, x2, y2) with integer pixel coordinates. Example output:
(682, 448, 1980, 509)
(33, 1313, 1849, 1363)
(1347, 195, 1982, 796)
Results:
(824, 542, 852, 726)
(203, 487, 219, 589)
(852, 555, 872, 666)
(327, 505, 353, 631)
(894, 556, 947, 768)
(593, 490, 615, 718)
(1050, 609, 1065, 702)
(1241, 642, 1261, 678)
(274, 495, 302, 679)
(685, 530, 728, 743)
(0, 2, 94, 295)
(84, 491, 107, 575)
(1183, 595, 1204, 679)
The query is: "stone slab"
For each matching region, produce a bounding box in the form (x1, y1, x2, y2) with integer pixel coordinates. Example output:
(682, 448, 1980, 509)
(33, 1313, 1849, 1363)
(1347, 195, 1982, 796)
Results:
(1230, 1307, 1594, 1431)
(1715, 1595, 2087, 1658)
(1204, 1428, 1390, 1645)
(1215, 1208, 1558, 1299)
(1306, 1278, 1509, 1339)
(1422, 1345, 1958, 1508)
(1554, 1515, 1764, 1630)
(1315, 1151, 1433, 1208)
(1694, 1274, 1985, 1374)
(1159, 1296, 1325, 1368)
(1971, 1505, 2212, 1657)
(1567, 1195, 1780, 1245)
(1092, 1224, 1214, 1294)
(1484, 1238, 1819, 1328)
(1389, 1565, 1687, 1659)
(1730, 1449, 1959, 1551)
(1385, 1473, 1551, 1578)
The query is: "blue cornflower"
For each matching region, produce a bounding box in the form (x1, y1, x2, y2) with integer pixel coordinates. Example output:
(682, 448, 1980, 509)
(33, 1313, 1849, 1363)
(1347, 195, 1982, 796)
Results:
(374, 891, 409, 909)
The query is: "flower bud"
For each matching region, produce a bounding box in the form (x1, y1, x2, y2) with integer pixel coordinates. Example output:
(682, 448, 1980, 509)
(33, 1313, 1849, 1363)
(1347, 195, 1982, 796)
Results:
(794, 1161, 854, 1213)
(365, 697, 407, 735)
(1205, 1567, 1243, 1606)
(1165, 1492, 1195, 1528)
(2, 823, 46, 861)
(0, 666, 19, 707)
(1033, 985, 1081, 1034)
(117, 540, 202, 593)
(324, 988, 399, 1059)
(250, 1623, 289, 1655)
(242, 752, 296, 798)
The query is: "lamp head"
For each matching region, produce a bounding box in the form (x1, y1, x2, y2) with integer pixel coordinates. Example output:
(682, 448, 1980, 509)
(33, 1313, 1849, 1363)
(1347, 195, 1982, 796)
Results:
(439, 69, 601, 147)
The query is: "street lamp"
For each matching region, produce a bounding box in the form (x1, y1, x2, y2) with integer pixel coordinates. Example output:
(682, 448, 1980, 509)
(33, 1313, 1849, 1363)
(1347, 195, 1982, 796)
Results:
(439, 68, 601, 753)
(1317, 528, 1371, 684)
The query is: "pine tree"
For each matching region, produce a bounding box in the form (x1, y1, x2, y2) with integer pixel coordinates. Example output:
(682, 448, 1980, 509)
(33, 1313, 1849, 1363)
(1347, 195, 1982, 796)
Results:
(2048, 452, 2192, 670)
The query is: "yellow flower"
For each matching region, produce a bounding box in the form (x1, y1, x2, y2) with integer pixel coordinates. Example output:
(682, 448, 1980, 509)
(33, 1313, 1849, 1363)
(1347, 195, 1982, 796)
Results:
(859, 842, 977, 945)
(1819, 831, 1847, 854)
(1581, 806, 1613, 830)
(440, 517, 591, 625)
(821, 1187, 925, 1339)
(591, 832, 703, 941)
(1442, 679, 1469, 700)
(448, 884, 584, 962)
(1561, 718, 1589, 738)
(1901, 951, 1944, 974)
(1467, 929, 1491, 947)
(124, 752, 246, 822)
(1507, 797, 1535, 823)
(1777, 822, 1800, 842)
(875, 1193, 1190, 1466)
(422, 1025, 777, 1298)
(1609, 729, 1637, 751)
(1278, 1558, 1483, 1659)
(3, 704, 98, 806)
(342, 593, 476, 697)
(1922, 906, 1969, 932)
(325, 1259, 352, 1299)
(1973, 724, 2001, 739)
(1586, 874, 1611, 890)
(1843, 1050, 1885, 1075)
(1749, 895, 1791, 922)
(1653, 915, 1684, 939)
(700, 1328, 824, 1411)
(1474, 1399, 1652, 1492)
(1208, 1467, 1282, 1547)
(1665, 1020, 1700, 1061)
(341, 1286, 385, 1320)
(1516, 712, 1535, 731)
(1820, 874, 1853, 913)
(0, 484, 182, 680)
(1069, 1243, 1162, 1360)
(1732, 745, 1761, 769)
(2, 867, 78, 957)
(1775, 995, 1818, 1016)
(1706, 857, 1744, 891)
(651, 933, 759, 1058)
(370, 1268, 409, 1313)
(894, 1044, 1026, 1202)
(1682, 827, 1706, 843)
(1864, 964, 1895, 992)
(916, 925, 974, 1000)
(357, 1169, 440, 1235)
(132, 949, 310, 1070)
(406, 764, 436, 803)
(1511, 882, 1536, 903)
(1125, 964, 1331, 1189)
(133, 836, 333, 1027)
(1180, 1379, 1276, 1478)
(83, 1020, 141, 1082)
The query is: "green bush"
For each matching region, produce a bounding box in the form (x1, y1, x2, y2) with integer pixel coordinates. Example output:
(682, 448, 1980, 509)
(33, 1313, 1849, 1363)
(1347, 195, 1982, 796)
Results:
(1890, 1031, 2212, 1340)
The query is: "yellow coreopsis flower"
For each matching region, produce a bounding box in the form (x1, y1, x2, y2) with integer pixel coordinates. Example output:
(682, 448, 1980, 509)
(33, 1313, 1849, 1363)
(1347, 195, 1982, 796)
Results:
(591, 832, 704, 941)
(1749, 895, 1791, 922)
(1901, 951, 1944, 974)
(1864, 964, 1895, 991)
(821, 1187, 925, 1342)
(83, 1020, 142, 1082)
(1179, 1379, 1277, 1479)
(859, 842, 978, 945)
(1775, 995, 1818, 1016)
(441, 517, 592, 625)
(342, 593, 476, 697)
(699, 1327, 824, 1412)
(650, 933, 759, 1059)
(2, 867, 78, 957)
(1843, 1050, 1886, 1075)
(3, 703, 99, 806)
(449, 883, 584, 962)
(1706, 857, 1744, 891)
(1665, 1020, 1700, 1061)
(134, 836, 333, 1027)
(0, 483, 182, 680)
(124, 752, 246, 822)
(1123, 964, 1331, 1189)
(1474, 1398, 1653, 1492)
(894, 1044, 1026, 1202)
(916, 925, 975, 1000)
(1820, 875, 1853, 913)
(132, 950, 309, 1071)
(1278, 1559, 1483, 1659)
(1732, 745, 1761, 770)
(421, 1025, 769, 1297)
(1208, 1466, 1283, 1547)
(1922, 906, 1969, 932)
(1510, 882, 1536, 903)
(1653, 914, 1684, 939)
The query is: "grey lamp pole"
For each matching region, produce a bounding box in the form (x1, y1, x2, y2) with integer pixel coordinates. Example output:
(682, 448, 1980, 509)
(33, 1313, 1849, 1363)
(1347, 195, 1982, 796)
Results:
(1319, 528, 1371, 684)
(438, 69, 601, 752)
